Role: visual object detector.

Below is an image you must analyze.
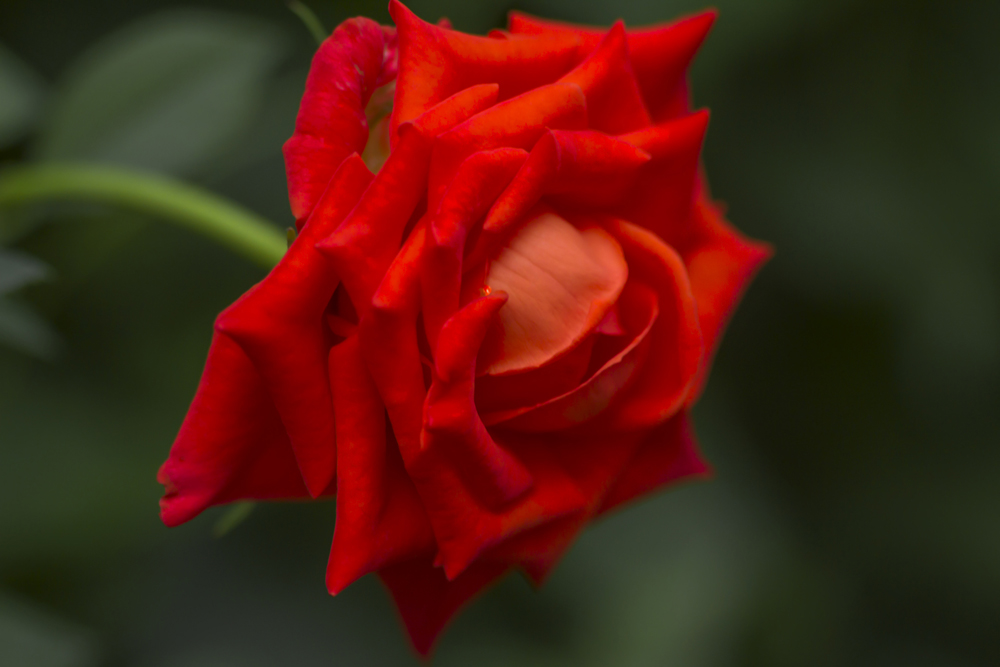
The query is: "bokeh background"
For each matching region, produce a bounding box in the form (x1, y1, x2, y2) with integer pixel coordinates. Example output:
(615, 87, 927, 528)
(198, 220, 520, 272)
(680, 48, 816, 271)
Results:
(1, 0, 998, 665)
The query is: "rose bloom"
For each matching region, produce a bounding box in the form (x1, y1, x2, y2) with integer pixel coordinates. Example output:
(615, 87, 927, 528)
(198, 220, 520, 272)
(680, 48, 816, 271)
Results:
(158, 0, 770, 654)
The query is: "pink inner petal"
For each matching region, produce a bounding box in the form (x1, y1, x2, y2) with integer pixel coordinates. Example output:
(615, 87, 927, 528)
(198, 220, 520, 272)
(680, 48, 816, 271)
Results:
(478, 211, 628, 375)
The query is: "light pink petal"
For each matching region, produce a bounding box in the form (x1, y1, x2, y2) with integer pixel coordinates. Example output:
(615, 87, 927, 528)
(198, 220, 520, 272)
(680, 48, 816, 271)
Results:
(477, 211, 628, 375)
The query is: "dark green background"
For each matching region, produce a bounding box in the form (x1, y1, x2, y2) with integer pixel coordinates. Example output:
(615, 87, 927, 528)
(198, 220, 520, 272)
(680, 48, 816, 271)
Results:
(1, 0, 998, 665)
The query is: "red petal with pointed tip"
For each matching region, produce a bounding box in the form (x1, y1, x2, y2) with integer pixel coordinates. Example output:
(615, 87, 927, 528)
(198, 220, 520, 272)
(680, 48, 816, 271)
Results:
(359, 220, 428, 463)
(217, 155, 372, 497)
(379, 557, 509, 657)
(326, 335, 436, 594)
(599, 410, 710, 515)
(318, 85, 500, 316)
(619, 111, 709, 240)
(159, 332, 309, 527)
(415, 296, 587, 579)
(508, 10, 716, 121)
(679, 193, 773, 403)
(390, 0, 582, 138)
(558, 22, 651, 134)
(421, 148, 527, 349)
(428, 82, 588, 208)
(470, 130, 650, 267)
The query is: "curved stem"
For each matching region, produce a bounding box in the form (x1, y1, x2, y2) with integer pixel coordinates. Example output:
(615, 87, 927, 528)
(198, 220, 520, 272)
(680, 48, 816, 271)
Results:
(288, 1, 328, 47)
(0, 163, 286, 269)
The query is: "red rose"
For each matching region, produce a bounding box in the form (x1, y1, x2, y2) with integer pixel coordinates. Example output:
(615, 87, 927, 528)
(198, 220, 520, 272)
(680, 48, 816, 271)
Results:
(158, 1, 770, 654)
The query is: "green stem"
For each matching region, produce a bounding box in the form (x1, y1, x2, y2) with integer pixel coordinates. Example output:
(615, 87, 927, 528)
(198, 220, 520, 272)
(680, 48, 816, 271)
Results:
(0, 163, 286, 269)
(288, 1, 328, 47)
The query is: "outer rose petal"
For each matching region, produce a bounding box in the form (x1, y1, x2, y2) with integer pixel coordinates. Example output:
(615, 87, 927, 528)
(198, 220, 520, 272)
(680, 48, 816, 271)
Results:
(284, 18, 391, 222)
(619, 111, 709, 241)
(379, 557, 508, 657)
(158, 332, 309, 527)
(599, 410, 710, 514)
(679, 192, 773, 403)
(557, 21, 651, 134)
(508, 10, 716, 121)
(217, 155, 372, 497)
(389, 0, 582, 139)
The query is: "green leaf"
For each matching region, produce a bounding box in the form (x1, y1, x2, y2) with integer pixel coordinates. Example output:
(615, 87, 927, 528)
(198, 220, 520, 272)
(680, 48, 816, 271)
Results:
(0, 247, 50, 295)
(0, 46, 46, 148)
(34, 10, 289, 177)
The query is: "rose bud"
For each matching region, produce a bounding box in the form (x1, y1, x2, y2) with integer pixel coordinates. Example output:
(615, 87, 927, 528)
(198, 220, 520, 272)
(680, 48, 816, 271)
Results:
(158, 1, 771, 655)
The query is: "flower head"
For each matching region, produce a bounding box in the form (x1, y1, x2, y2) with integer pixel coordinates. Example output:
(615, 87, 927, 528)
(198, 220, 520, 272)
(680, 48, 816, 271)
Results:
(158, 1, 770, 654)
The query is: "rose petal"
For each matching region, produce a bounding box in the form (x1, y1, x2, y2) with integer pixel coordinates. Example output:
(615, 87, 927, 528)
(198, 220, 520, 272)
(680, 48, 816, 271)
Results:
(619, 111, 709, 240)
(678, 192, 772, 404)
(360, 220, 429, 463)
(508, 10, 716, 122)
(158, 332, 309, 527)
(470, 130, 650, 266)
(599, 410, 709, 514)
(416, 295, 587, 579)
(421, 148, 528, 350)
(602, 219, 704, 429)
(424, 294, 533, 510)
(483, 428, 646, 584)
(378, 556, 509, 657)
(427, 82, 589, 208)
(284, 18, 391, 223)
(558, 21, 651, 134)
(389, 0, 582, 139)
(481, 280, 657, 431)
(477, 211, 628, 375)
(326, 335, 435, 594)
(474, 334, 595, 412)
(318, 84, 499, 316)
(217, 155, 372, 497)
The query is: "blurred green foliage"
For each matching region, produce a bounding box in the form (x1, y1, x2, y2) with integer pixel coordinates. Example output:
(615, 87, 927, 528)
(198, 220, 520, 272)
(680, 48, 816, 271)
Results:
(0, 0, 998, 665)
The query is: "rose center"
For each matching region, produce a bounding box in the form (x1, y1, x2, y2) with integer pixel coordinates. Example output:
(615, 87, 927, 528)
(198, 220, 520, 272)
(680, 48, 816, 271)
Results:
(477, 211, 628, 376)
